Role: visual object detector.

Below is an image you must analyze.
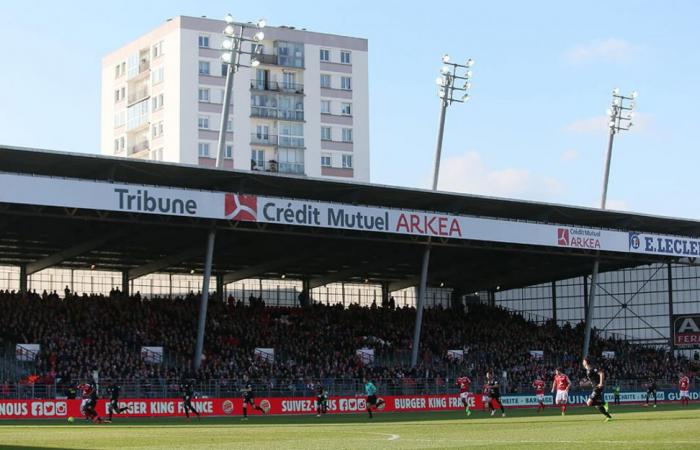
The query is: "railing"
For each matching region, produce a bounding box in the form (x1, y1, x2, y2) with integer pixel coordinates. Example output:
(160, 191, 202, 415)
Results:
(128, 88, 149, 104)
(250, 80, 304, 94)
(0, 377, 690, 400)
(277, 110, 304, 121)
(251, 107, 277, 119)
(278, 162, 304, 175)
(278, 136, 305, 148)
(251, 160, 278, 172)
(130, 141, 150, 154)
(250, 134, 278, 146)
(255, 54, 278, 66)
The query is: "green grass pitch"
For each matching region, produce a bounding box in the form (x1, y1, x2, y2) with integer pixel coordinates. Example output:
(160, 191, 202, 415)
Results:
(0, 403, 698, 449)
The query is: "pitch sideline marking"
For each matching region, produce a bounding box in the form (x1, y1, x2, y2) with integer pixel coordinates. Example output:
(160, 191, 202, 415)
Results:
(369, 432, 400, 441)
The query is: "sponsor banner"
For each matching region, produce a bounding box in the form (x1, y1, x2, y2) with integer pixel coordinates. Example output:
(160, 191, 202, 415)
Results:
(1, 172, 697, 257)
(629, 232, 700, 258)
(672, 315, 700, 348)
(1, 392, 698, 419)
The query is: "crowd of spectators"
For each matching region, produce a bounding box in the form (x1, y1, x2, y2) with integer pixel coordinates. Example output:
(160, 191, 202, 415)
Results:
(0, 288, 696, 394)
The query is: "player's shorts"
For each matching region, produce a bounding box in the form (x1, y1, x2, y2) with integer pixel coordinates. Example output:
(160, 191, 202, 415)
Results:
(647, 388, 656, 394)
(536, 393, 544, 402)
(110, 399, 119, 410)
(316, 396, 327, 404)
(555, 390, 569, 404)
(680, 390, 689, 398)
(367, 395, 378, 406)
(589, 387, 603, 403)
(244, 395, 255, 405)
(459, 391, 470, 400)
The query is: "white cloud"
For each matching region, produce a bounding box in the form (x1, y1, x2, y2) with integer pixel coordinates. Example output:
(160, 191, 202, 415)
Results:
(564, 38, 639, 64)
(436, 151, 565, 201)
(564, 113, 653, 134)
(561, 149, 580, 161)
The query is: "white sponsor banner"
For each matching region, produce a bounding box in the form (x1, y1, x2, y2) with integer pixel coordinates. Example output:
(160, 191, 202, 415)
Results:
(15, 344, 40, 361)
(254, 348, 275, 363)
(141, 346, 164, 364)
(356, 347, 375, 365)
(2, 172, 697, 257)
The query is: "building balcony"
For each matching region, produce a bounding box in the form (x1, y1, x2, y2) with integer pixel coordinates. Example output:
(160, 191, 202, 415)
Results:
(128, 87, 149, 105)
(278, 136, 305, 148)
(250, 134, 278, 146)
(277, 110, 304, 121)
(251, 106, 277, 119)
(251, 160, 279, 172)
(255, 53, 305, 69)
(129, 140, 149, 155)
(250, 80, 304, 95)
(278, 162, 305, 175)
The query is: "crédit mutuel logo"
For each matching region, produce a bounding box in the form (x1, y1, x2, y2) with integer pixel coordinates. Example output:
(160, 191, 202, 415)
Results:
(224, 194, 257, 221)
(629, 232, 641, 250)
(556, 227, 601, 249)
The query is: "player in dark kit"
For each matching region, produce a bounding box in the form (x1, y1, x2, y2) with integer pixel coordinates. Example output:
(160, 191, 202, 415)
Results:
(582, 357, 612, 422)
(486, 371, 506, 417)
(106, 383, 130, 422)
(241, 378, 266, 420)
(180, 382, 200, 420)
(315, 385, 328, 417)
(644, 377, 658, 408)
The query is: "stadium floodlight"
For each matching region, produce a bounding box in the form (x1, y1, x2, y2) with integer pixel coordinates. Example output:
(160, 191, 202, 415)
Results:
(583, 88, 638, 359)
(281, 274, 286, 279)
(194, 12, 268, 373)
(412, 53, 475, 369)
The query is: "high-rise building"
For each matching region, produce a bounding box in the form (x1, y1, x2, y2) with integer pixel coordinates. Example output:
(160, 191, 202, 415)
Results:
(101, 16, 369, 181)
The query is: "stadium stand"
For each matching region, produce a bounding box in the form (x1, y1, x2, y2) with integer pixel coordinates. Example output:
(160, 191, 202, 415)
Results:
(0, 289, 695, 399)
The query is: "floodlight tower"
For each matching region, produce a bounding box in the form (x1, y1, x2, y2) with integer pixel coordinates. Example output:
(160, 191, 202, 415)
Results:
(194, 14, 266, 372)
(582, 88, 638, 359)
(411, 55, 474, 368)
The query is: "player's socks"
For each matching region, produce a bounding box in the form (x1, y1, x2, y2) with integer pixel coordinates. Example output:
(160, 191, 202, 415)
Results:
(603, 401, 609, 413)
(596, 405, 611, 418)
(243, 406, 248, 418)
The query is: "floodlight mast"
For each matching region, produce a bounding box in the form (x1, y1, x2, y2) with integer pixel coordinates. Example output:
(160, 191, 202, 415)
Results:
(194, 14, 266, 372)
(410, 55, 474, 368)
(582, 89, 637, 359)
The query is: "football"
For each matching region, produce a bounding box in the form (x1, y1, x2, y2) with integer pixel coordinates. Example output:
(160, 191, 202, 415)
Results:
(67, 416, 75, 423)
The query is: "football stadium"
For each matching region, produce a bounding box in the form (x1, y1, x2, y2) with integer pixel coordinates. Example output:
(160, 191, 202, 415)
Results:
(0, 145, 698, 449)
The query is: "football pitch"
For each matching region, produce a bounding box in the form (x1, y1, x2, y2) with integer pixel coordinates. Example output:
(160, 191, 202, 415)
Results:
(0, 404, 698, 450)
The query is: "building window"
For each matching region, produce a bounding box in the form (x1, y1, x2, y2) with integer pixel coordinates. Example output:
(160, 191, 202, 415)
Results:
(276, 41, 304, 68)
(221, 63, 228, 77)
(198, 116, 209, 129)
(126, 100, 149, 130)
(114, 139, 120, 152)
(114, 111, 126, 128)
(151, 148, 163, 160)
(198, 35, 210, 48)
(278, 122, 304, 148)
(251, 149, 265, 170)
(115, 64, 121, 79)
(151, 67, 164, 84)
(120, 87, 125, 100)
(340, 51, 351, 64)
(114, 89, 121, 103)
(198, 88, 210, 102)
(225, 145, 233, 159)
(320, 100, 331, 114)
(152, 94, 164, 110)
(119, 136, 125, 150)
(320, 74, 331, 88)
(342, 128, 353, 142)
(256, 125, 270, 140)
(198, 61, 210, 75)
(342, 154, 353, 168)
(152, 41, 163, 58)
(320, 49, 330, 62)
(321, 127, 332, 141)
(321, 154, 332, 167)
(341, 76, 352, 90)
(198, 143, 210, 157)
(341, 103, 352, 115)
(151, 121, 163, 138)
(227, 119, 233, 132)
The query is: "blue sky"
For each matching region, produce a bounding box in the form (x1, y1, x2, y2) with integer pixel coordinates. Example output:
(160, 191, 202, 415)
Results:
(0, 1, 698, 218)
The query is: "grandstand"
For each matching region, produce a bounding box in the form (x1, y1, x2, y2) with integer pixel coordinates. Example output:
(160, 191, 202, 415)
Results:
(0, 144, 699, 401)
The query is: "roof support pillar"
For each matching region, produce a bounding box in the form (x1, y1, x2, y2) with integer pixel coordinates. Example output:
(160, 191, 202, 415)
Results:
(121, 271, 129, 297)
(19, 264, 27, 294)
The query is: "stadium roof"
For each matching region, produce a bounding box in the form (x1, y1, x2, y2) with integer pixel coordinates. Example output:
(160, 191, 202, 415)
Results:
(1, 144, 697, 293)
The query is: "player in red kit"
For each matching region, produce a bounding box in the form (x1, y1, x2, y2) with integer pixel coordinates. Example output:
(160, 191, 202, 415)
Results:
(679, 373, 690, 406)
(456, 376, 472, 416)
(551, 368, 570, 416)
(532, 376, 546, 413)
